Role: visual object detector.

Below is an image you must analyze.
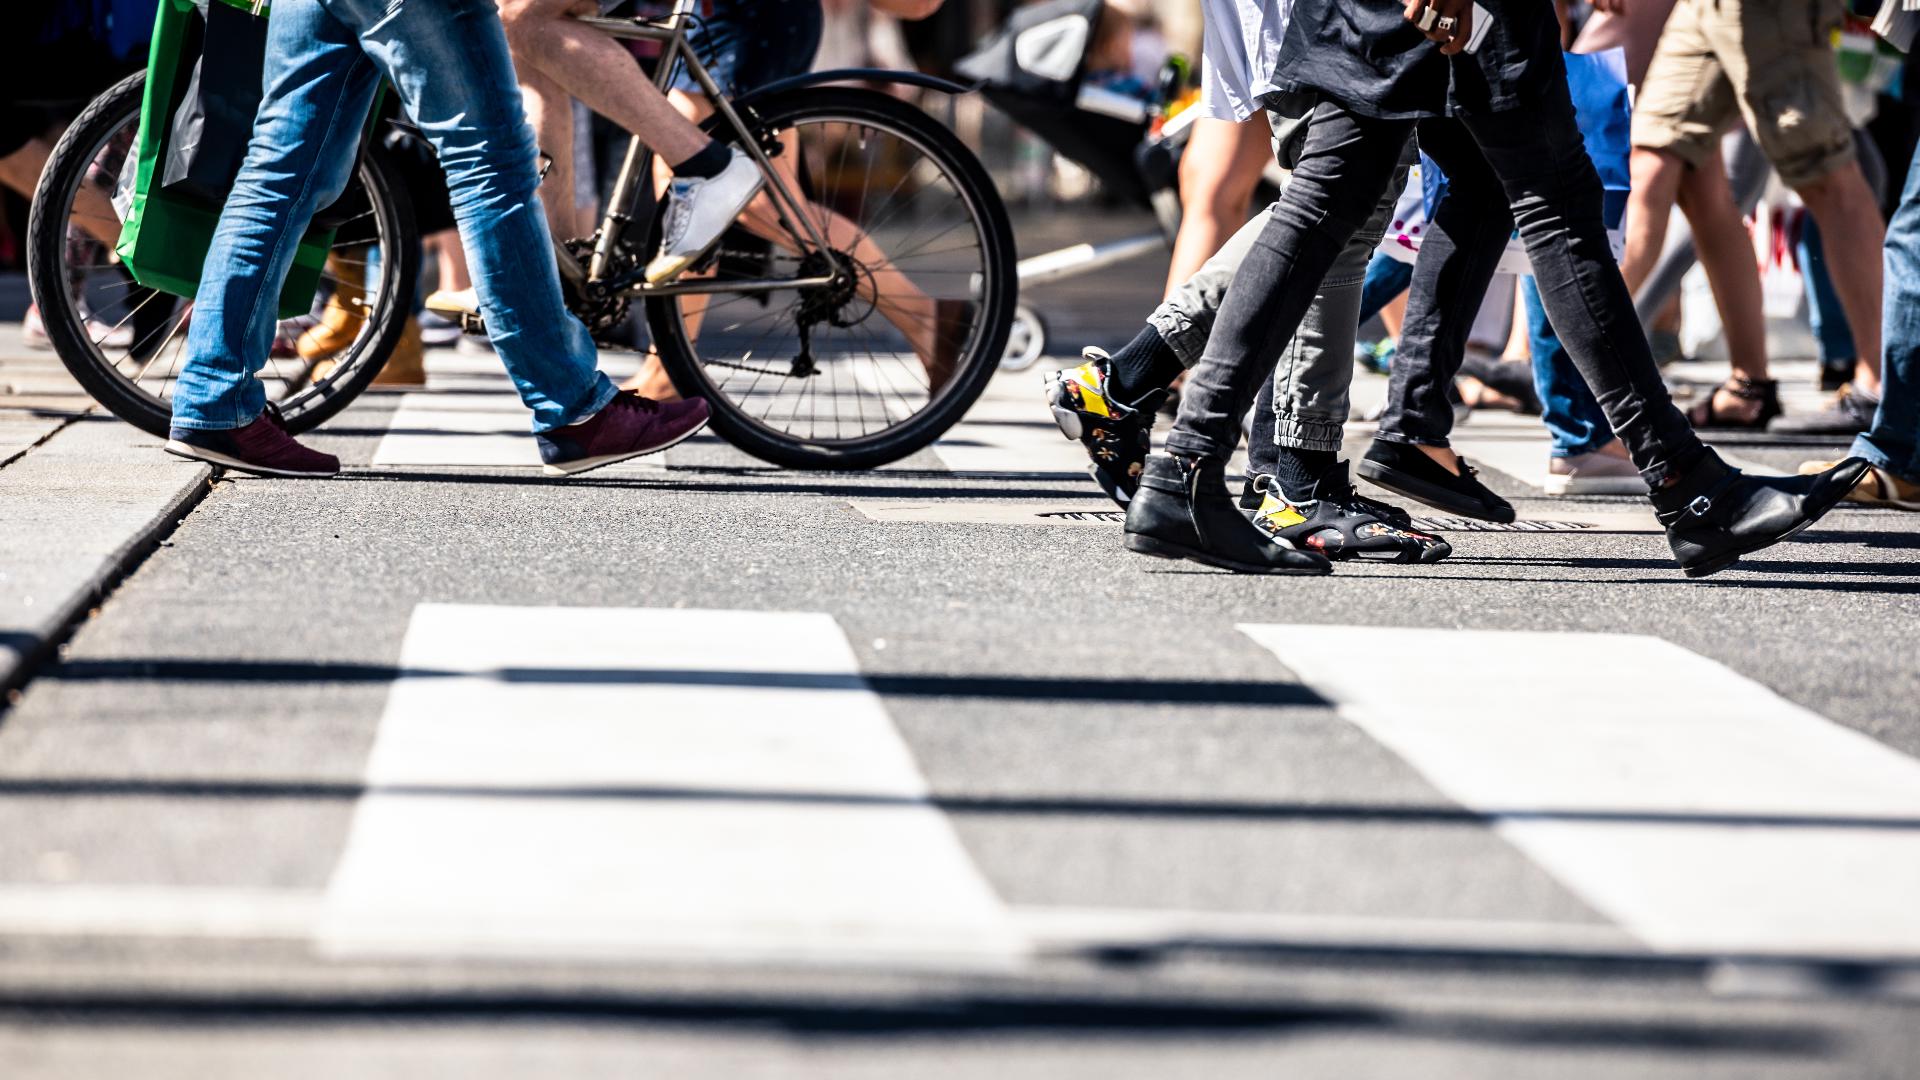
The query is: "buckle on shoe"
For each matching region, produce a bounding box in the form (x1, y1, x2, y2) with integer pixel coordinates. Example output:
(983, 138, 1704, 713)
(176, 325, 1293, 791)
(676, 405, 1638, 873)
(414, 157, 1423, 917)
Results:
(1687, 495, 1713, 516)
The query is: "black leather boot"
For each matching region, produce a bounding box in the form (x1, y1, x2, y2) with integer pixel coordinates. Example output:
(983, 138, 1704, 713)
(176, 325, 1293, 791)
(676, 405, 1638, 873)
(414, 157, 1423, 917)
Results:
(1653, 450, 1871, 577)
(1123, 455, 1334, 575)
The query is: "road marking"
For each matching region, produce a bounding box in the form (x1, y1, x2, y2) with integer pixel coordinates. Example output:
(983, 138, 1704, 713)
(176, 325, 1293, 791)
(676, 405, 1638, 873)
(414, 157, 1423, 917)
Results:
(368, 350, 663, 471)
(931, 370, 1103, 476)
(1238, 624, 1920, 957)
(318, 603, 1021, 966)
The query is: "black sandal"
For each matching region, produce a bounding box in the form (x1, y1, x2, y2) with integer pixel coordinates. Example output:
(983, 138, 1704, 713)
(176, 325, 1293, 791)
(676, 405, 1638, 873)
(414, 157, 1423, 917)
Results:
(1686, 374, 1780, 430)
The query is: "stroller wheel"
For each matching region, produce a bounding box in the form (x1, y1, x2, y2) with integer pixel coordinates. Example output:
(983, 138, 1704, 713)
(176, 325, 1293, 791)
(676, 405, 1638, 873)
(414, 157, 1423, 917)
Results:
(1000, 304, 1048, 371)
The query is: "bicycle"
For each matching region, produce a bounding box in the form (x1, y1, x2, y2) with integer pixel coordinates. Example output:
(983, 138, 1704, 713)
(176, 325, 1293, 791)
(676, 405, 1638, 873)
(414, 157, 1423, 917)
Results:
(28, 0, 1017, 470)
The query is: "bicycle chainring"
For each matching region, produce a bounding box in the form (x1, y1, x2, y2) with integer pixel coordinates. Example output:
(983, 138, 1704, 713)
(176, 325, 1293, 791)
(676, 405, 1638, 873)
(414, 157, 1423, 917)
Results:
(563, 237, 634, 340)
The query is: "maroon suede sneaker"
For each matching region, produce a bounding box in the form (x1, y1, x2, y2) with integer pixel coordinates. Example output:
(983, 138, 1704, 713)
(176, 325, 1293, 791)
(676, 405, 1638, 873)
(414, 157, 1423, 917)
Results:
(537, 390, 710, 476)
(164, 407, 340, 478)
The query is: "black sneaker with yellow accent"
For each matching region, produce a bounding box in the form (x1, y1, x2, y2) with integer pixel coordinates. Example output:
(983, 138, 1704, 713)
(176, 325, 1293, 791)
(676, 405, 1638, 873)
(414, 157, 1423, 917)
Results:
(1243, 464, 1451, 564)
(1046, 348, 1166, 507)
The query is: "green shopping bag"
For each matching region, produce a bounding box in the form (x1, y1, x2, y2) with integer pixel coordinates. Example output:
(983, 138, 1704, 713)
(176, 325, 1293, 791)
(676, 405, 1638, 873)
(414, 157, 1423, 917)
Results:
(115, 0, 375, 318)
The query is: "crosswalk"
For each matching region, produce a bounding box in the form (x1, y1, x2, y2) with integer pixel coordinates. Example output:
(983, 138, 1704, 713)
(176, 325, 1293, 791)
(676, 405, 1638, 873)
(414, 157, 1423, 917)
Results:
(3, 604, 1918, 975)
(359, 347, 1804, 503)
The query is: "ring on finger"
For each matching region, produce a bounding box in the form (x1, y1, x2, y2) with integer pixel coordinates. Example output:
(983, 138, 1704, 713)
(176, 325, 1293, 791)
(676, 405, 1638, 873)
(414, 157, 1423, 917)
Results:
(1435, 14, 1457, 33)
(1416, 6, 1439, 31)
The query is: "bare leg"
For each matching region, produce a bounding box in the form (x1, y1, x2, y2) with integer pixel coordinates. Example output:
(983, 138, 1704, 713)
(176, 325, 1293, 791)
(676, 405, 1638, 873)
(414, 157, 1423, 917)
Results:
(626, 90, 951, 398)
(1795, 163, 1884, 394)
(1163, 115, 1271, 297)
(1675, 145, 1770, 417)
(498, 0, 708, 168)
(432, 228, 472, 292)
(513, 61, 583, 242)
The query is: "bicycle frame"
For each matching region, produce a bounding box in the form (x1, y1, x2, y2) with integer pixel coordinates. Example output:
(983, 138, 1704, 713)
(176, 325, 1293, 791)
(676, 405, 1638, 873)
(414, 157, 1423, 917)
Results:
(566, 0, 837, 300)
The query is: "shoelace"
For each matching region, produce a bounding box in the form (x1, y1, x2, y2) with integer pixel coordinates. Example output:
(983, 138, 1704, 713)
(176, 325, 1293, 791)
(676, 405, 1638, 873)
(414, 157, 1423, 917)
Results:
(660, 181, 699, 248)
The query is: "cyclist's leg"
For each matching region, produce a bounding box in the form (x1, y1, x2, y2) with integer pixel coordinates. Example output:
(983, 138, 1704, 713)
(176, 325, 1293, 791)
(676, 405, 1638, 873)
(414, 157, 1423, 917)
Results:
(497, 0, 710, 170)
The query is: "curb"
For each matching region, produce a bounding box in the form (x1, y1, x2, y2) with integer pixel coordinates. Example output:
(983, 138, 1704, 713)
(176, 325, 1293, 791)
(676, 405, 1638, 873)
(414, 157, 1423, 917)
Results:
(0, 437, 214, 706)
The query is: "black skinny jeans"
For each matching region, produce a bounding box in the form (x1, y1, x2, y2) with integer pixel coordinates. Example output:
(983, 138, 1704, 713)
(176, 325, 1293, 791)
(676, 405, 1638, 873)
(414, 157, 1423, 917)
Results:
(1167, 81, 1704, 486)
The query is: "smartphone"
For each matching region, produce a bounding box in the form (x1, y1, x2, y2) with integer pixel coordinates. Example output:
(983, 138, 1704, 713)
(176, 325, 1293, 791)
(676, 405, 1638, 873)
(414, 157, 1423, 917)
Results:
(1464, 2, 1494, 53)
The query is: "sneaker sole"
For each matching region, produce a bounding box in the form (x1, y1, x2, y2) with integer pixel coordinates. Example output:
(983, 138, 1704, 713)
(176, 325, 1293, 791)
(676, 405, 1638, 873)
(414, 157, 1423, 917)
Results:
(540, 416, 709, 477)
(163, 441, 338, 479)
(1358, 460, 1517, 523)
(1124, 533, 1332, 575)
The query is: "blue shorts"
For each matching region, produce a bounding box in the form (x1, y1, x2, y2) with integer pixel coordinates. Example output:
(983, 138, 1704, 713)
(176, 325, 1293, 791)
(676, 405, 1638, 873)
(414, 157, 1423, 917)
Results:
(669, 0, 822, 98)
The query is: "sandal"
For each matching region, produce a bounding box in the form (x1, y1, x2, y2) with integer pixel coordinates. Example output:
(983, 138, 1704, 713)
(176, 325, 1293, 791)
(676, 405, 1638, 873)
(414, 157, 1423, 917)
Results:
(1686, 374, 1780, 430)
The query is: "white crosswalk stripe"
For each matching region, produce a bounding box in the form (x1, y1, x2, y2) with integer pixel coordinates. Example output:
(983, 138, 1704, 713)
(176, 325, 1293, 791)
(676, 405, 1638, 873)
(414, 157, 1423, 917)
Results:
(1240, 623, 1920, 957)
(317, 603, 1023, 966)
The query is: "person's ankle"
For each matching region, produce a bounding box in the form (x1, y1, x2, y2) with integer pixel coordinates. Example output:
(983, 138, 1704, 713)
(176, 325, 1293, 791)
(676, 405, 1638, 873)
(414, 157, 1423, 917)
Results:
(1414, 443, 1461, 476)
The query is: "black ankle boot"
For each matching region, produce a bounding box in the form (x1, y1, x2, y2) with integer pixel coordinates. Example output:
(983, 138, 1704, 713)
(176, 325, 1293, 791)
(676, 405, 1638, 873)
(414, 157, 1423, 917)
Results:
(1653, 449, 1871, 577)
(1123, 455, 1334, 575)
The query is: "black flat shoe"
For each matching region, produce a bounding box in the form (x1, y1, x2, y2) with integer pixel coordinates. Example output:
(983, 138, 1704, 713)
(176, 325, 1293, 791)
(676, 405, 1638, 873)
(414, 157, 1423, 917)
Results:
(1124, 455, 1333, 575)
(1654, 450, 1871, 578)
(1357, 439, 1516, 523)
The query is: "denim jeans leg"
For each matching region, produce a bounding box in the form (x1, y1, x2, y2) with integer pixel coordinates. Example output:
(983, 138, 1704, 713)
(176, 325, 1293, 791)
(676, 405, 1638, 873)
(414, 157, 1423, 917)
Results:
(169, 0, 381, 431)
(1523, 276, 1613, 457)
(1358, 252, 1414, 327)
(1458, 77, 1703, 485)
(330, 0, 614, 431)
(1374, 119, 1515, 449)
(1798, 217, 1857, 365)
(1849, 154, 1920, 481)
(1166, 103, 1413, 461)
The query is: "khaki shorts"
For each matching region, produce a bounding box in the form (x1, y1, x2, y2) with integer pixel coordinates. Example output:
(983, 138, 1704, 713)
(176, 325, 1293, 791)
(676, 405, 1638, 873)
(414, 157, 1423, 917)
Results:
(1631, 0, 1855, 188)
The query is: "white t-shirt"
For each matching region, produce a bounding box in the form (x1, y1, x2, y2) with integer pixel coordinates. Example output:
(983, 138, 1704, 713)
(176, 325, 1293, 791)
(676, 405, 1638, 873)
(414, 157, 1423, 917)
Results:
(1196, 0, 1293, 122)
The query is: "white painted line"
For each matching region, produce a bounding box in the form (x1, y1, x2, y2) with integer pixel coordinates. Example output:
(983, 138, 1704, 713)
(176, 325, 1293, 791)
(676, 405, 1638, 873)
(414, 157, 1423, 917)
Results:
(1239, 624, 1920, 957)
(369, 389, 544, 468)
(318, 604, 1022, 967)
(930, 370, 1101, 475)
(0, 886, 318, 940)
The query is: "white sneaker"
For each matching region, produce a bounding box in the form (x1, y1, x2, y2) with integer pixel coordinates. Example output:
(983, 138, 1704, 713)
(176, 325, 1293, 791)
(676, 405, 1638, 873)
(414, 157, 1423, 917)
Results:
(1543, 450, 1646, 495)
(643, 148, 763, 285)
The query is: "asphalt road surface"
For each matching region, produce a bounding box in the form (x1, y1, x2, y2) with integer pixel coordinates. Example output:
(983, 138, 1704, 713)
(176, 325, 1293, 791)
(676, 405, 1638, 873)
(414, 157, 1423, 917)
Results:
(2, 283, 1919, 1077)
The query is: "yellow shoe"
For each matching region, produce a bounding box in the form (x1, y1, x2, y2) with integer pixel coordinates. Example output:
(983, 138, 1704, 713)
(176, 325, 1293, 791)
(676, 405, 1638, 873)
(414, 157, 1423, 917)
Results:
(296, 258, 368, 362)
(312, 318, 427, 390)
(371, 319, 426, 389)
(1797, 459, 1920, 510)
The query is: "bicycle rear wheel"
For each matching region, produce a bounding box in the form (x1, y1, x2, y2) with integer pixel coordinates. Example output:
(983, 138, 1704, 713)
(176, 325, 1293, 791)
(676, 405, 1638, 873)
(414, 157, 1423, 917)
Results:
(645, 87, 1016, 470)
(26, 70, 418, 439)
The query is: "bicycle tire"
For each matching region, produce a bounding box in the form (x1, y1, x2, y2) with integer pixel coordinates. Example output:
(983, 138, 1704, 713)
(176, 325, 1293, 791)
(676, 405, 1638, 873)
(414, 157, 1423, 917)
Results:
(27, 70, 419, 439)
(644, 87, 1017, 470)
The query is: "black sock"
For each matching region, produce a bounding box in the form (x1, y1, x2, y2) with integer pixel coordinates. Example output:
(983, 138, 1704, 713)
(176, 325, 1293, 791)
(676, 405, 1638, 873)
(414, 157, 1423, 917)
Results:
(1105, 325, 1182, 405)
(672, 140, 731, 180)
(1273, 447, 1337, 503)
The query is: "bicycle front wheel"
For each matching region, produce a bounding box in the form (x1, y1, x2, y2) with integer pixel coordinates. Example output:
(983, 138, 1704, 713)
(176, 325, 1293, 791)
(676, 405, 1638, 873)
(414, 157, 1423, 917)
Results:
(645, 87, 1017, 470)
(26, 70, 418, 439)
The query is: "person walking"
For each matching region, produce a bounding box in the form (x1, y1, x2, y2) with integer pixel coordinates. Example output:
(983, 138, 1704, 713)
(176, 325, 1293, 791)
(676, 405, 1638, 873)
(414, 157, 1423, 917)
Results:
(162, 0, 714, 479)
(1120, 0, 1869, 577)
(1622, 0, 1887, 434)
(1801, 135, 1920, 510)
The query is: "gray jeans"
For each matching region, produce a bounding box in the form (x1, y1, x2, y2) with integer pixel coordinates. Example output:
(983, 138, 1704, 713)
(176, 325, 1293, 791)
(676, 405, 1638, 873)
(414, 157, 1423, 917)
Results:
(1147, 110, 1406, 453)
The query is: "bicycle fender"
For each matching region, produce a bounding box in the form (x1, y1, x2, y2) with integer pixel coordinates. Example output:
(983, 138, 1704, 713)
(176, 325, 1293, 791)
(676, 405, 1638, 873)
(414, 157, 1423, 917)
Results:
(736, 68, 977, 104)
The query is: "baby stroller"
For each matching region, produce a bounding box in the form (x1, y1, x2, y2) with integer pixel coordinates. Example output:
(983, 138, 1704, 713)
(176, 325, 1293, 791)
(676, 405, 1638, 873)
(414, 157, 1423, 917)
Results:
(957, 0, 1277, 369)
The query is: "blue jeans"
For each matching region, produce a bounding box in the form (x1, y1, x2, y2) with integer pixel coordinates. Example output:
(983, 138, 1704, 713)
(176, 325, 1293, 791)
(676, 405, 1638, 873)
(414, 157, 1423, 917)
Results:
(171, 0, 614, 433)
(1850, 155, 1920, 483)
(1359, 252, 1413, 328)
(1522, 276, 1614, 458)
(1798, 218, 1856, 367)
